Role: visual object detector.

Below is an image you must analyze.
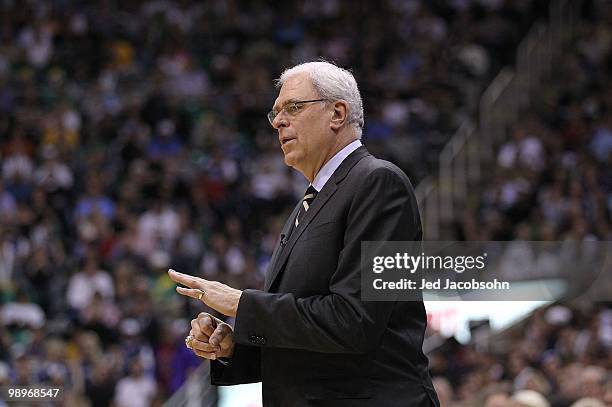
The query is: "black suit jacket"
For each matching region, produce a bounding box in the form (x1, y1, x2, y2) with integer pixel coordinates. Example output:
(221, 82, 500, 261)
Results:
(212, 147, 440, 407)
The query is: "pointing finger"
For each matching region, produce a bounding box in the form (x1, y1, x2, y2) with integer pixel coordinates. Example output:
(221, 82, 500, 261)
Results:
(168, 269, 208, 290)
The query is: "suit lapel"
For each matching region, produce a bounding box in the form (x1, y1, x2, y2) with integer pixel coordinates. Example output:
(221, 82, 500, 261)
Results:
(264, 201, 301, 291)
(264, 146, 371, 291)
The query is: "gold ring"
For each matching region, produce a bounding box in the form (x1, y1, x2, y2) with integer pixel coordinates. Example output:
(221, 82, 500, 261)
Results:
(197, 290, 205, 301)
(185, 335, 195, 349)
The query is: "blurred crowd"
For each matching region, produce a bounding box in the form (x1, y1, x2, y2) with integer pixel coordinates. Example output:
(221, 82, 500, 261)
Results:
(460, 1, 612, 242)
(437, 2, 612, 405)
(0, 0, 608, 406)
(431, 302, 612, 407)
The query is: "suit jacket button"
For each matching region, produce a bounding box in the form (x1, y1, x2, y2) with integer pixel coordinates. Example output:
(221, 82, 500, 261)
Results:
(260, 337, 266, 345)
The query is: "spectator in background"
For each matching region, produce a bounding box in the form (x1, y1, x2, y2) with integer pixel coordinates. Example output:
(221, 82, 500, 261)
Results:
(2, 134, 34, 203)
(511, 390, 550, 407)
(136, 199, 180, 257)
(79, 292, 121, 347)
(34, 145, 74, 193)
(113, 358, 157, 407)
(570, 398, 606, 407)
(484, 390, 512, 407)
(66, 253, 114, 312)
(1, 290, 45, 330)
(74, 175, 115, 222)
(589, 114, 612, 163)
(85, 360, 118, 407)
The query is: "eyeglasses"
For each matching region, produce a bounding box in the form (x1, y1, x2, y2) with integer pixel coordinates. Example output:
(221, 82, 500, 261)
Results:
(267, 99, 327, 125)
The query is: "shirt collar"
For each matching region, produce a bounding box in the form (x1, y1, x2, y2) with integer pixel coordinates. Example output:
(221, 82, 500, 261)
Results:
(311, 139, 362, 192)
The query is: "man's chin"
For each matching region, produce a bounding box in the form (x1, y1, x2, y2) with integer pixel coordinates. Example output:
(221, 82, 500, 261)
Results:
(283, 153, 296, 167)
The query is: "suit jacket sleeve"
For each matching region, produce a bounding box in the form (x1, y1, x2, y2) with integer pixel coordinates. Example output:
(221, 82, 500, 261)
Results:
(210, 343, 261, 385)
(231, 166, 422, 354)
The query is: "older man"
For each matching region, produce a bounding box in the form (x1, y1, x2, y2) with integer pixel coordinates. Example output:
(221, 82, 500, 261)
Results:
(169, 61, 439, 407)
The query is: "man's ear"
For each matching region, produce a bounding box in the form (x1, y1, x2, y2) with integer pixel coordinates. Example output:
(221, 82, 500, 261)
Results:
(330, 101, 348, 131)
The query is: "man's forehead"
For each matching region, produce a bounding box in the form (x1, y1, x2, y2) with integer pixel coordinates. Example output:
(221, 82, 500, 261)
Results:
(273, 74, 316, 109)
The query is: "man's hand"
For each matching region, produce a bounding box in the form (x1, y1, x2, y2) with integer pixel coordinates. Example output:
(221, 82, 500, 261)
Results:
(168, 269, 242, 317)
(188, 312, 235, 360)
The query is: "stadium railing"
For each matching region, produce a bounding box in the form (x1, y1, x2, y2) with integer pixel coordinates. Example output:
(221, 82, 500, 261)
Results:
(162, 362, 216, 407)
(416, 0, 581, 239)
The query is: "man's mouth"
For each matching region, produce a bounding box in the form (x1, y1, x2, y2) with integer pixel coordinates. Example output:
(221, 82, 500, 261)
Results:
(281, 137, 296, 146)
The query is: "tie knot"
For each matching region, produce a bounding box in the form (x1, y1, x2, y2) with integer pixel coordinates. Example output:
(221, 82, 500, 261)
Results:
(303, 185, 318, 203)
(295, 185, 318, 227)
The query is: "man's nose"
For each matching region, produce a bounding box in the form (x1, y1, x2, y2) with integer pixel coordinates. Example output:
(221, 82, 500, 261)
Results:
(272, 114, 288, 129)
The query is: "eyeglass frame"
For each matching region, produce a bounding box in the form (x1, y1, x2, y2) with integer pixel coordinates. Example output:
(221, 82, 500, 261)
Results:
(267, 99, 328, 126)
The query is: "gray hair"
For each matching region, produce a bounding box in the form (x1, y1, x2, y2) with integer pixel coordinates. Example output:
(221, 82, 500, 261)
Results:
(277, 61, 364, 137)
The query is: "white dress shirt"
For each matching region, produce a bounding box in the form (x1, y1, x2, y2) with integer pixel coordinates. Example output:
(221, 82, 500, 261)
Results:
(311, 139, 362, 192)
